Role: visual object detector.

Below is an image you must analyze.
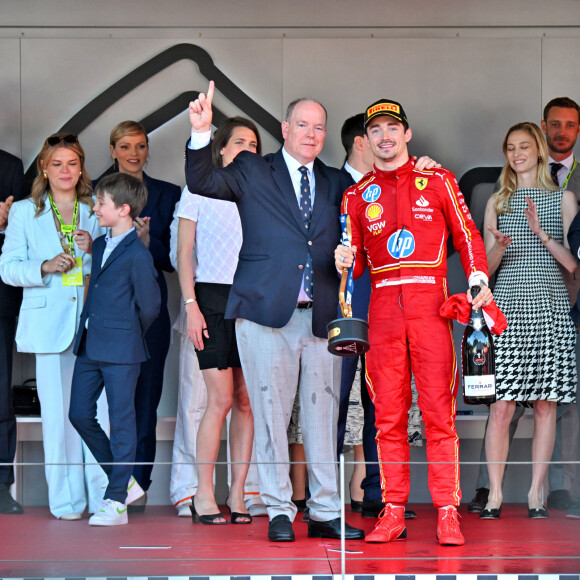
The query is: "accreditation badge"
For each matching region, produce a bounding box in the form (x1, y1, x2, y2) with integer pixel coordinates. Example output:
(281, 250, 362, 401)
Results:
(62, 256, 83, 286)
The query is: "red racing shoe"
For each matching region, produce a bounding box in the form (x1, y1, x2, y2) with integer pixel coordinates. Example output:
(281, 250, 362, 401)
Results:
(365, 503, 406, 543)
(437, 506, 465, 546)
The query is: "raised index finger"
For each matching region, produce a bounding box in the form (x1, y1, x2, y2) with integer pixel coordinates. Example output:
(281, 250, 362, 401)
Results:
(206, 80, 215, 107)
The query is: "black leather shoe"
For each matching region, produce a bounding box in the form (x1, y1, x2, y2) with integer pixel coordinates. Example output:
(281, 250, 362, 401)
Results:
(268, 514, 295, 542)
(404, 509, 416, 519)
(547, 489, 572, 510)
(528, 506, 549, 519)
(307, 517, 365, 540)
(361, 499, 384, 518)
(480, 507, 501, 519)
(0, 486, 23, 514)
(302, 507, 310, 522)
(467, 487, 489, 514)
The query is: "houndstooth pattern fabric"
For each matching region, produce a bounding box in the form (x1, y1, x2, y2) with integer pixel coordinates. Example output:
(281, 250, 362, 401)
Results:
(494, 188, 577, 404)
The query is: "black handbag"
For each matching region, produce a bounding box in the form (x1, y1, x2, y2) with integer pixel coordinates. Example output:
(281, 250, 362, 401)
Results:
(12, 379, 41, 415)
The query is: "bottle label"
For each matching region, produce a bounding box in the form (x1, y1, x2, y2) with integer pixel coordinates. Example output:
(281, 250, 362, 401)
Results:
(464, 374, 495, 397)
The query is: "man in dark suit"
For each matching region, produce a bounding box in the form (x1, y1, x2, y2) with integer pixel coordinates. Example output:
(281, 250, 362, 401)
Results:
(186, 81, 363, 542)
(542, 97, 580, 513)
(0, 149, 25, 514)
(337, 114, 378, 511)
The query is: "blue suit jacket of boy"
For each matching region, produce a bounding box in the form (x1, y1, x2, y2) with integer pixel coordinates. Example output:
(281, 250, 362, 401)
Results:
(73, 229, 161, 364)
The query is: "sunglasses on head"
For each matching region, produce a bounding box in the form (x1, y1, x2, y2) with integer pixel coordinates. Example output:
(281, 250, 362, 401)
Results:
(45, 134, 79, 147)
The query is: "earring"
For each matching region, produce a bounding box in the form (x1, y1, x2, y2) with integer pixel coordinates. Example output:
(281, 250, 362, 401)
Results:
(43, 172, 47, 179)
(538, 156, 542, 162)
(113, 158, 118, 171)
(79, 171, 82, 176)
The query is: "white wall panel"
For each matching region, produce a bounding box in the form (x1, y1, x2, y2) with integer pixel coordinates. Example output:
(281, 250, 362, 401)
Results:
(2, 0, 580, 29)
(21, 38, 283, 183)
(542, 37, 580, 108)
(0, 39, 21, 156)
(282, 37, 542, 175)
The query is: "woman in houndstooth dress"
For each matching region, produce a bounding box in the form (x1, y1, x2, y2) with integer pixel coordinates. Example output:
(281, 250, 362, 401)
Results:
(481, 122, 578, 519)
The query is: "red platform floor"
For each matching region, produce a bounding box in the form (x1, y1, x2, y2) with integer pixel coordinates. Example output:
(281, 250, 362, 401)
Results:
(0, 504, 579, 577)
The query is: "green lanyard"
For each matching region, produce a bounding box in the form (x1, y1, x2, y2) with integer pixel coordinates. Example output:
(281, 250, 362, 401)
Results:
(562, 157, 577, 190)
(47, 193, 78, 255)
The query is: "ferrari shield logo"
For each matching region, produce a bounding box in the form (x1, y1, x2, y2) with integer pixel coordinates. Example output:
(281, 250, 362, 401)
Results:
(415, 177, 428, 191)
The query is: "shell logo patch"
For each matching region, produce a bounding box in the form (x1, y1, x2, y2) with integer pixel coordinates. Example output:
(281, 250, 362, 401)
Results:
(362, 184, 381, 203)
(415, 177, 428, 191)
(365, 203, 383, 222)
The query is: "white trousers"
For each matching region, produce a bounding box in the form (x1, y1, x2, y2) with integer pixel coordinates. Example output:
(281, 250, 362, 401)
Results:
(236, 310, 342, 522)
(35, 344, 108, 517)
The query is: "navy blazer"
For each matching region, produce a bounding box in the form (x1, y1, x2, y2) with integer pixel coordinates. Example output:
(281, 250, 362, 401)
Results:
(73, 230, 161, 364)
(0, 150, 26, 316)
(567, 209, 580, 324)
(185, 144, 352, 339)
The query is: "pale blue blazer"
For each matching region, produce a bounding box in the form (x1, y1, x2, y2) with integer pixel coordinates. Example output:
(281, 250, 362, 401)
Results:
(0, 195, 104, 354)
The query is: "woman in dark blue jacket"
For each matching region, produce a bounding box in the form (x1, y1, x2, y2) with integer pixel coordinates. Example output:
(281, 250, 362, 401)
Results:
(95, 121, 181, 510)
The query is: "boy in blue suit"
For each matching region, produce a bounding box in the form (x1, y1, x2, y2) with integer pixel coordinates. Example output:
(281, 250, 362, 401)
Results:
(69, 173, 161, 526)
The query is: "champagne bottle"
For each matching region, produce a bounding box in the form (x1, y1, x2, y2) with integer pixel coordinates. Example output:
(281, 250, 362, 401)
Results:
(462, 285, 497, 405)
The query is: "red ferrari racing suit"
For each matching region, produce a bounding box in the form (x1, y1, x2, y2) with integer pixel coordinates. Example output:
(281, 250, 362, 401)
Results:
(342, 158, 488, 507)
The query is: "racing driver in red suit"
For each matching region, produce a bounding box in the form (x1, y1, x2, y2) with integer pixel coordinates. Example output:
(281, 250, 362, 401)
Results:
(335, 99, 493, 546)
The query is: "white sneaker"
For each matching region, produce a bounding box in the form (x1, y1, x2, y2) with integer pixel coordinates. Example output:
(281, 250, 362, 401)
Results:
(177, 504, 192, 517)
(89, 499, 128, 526)
(245, 492, 268, 517)
(247, 502, 269, 517)
(126, 476, 145, 506)
(59, 512, 82, 521)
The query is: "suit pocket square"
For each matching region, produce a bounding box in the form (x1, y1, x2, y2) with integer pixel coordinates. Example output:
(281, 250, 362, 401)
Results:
(20, 296, 47, 310)
(103, 318, 132, 330)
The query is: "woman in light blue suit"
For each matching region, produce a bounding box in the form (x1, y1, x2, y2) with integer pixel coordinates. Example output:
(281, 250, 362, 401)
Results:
(0, 134, 108, 520)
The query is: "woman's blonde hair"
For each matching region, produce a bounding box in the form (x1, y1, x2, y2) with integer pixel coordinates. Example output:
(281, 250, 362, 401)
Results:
(494, 121, 558, 214)
(30, 133, 93, 216)
(110, 120, 148, 148)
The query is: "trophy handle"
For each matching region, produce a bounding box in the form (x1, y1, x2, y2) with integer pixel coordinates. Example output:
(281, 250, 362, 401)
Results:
(338, 268, 352, 318)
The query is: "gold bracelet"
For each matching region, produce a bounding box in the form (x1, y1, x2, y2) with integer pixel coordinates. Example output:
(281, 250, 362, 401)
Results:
(183, 298, 197, 305)
(541, 233, 552, 245)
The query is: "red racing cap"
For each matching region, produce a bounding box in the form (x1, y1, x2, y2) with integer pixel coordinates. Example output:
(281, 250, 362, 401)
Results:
(364, 99, 409, 129)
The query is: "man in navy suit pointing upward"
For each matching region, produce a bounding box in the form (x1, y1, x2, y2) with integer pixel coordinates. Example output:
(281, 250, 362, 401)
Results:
(185, 81, 363, 542)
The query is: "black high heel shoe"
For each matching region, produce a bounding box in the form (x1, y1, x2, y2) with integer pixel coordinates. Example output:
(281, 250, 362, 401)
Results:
(528, 506, 549, 519)
(350, 499, 363, 512)
(224, 497, 252, 524)
(190, 498, 228, 525)
(480, 507, 501, 519)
